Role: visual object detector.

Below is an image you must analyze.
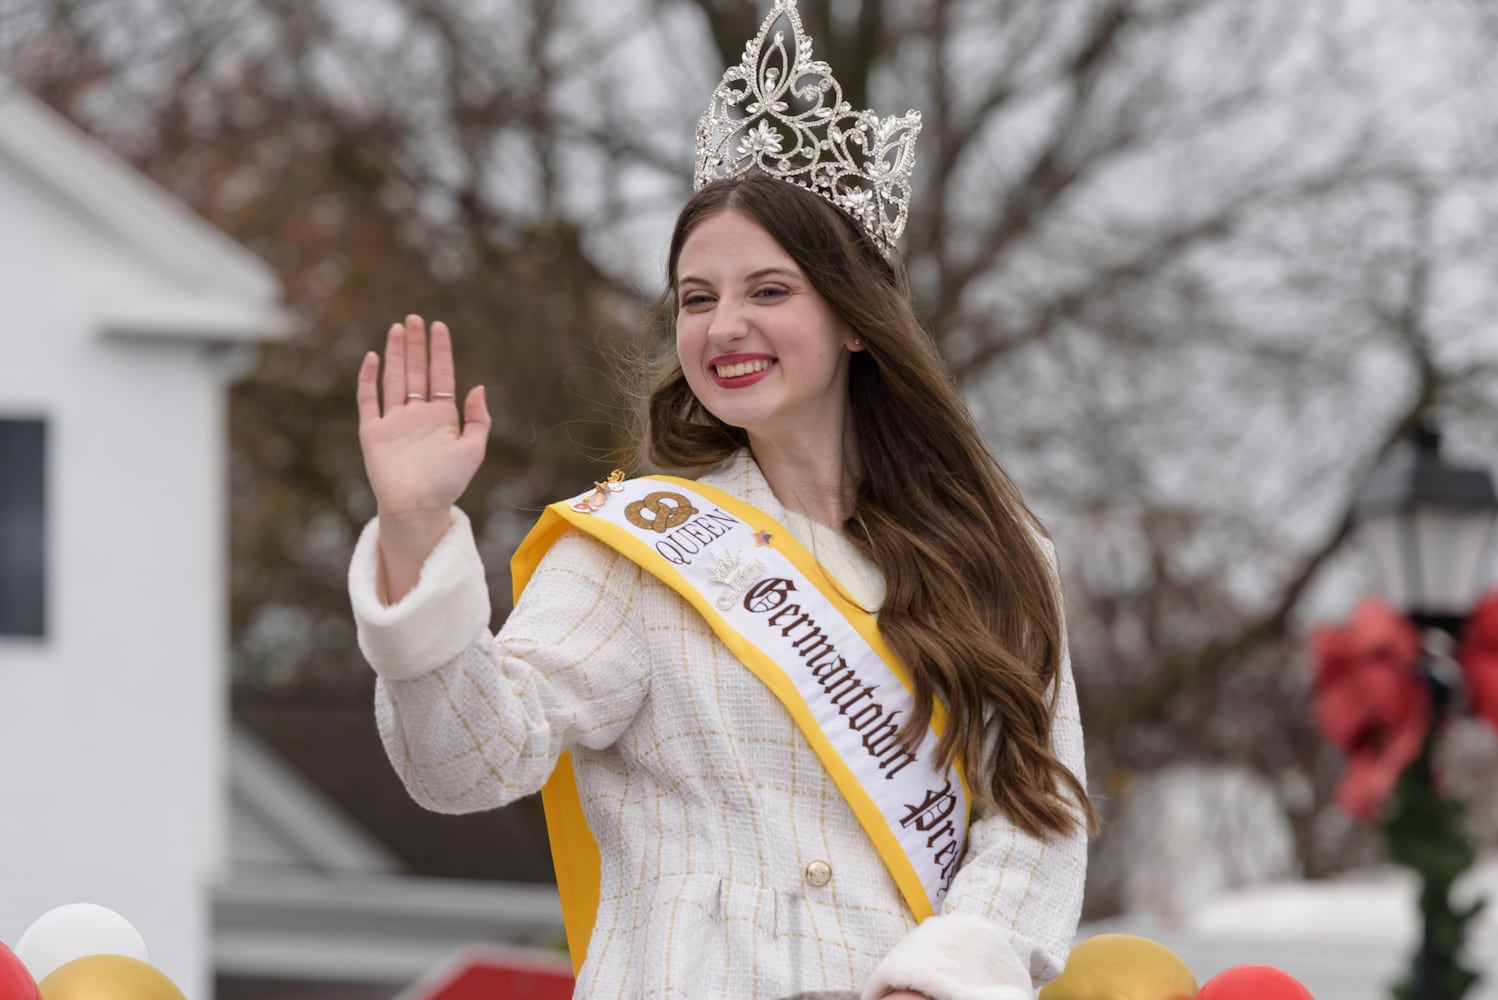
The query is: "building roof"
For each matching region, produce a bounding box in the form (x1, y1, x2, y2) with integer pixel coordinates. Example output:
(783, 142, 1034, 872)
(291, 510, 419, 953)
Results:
(221, 702, 565, 989)
(232, 687, 556, 884)
(229, 725, 402, 875)
(0, 81, 294, 344)
(214, 867, 564, 987)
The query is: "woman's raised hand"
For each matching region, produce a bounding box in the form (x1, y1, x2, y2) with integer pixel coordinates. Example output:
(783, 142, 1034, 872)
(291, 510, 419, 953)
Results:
(356, 314, 491, 601)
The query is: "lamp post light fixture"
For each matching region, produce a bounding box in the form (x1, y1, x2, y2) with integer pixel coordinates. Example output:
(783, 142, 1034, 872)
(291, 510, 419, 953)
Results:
(1350, 419, 1498, 1000)
(1353, 422, 1498, 637)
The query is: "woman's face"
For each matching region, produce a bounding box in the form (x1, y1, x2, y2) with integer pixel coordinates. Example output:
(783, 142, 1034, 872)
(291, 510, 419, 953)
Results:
(674, 209, 862, 447)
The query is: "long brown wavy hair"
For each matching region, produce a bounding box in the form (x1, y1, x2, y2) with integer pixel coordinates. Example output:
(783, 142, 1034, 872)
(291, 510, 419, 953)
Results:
(628, 172, 1095, 839)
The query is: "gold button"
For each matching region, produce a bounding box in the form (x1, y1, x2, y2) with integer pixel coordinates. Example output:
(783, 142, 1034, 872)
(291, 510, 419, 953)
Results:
(804, 860, 832, 887)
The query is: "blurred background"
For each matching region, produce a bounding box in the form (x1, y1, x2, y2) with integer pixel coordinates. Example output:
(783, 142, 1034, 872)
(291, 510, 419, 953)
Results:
(2, 0, 1498, 997)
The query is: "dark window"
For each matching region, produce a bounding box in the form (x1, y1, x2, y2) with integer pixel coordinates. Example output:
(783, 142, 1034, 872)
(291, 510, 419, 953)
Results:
(0, 419, 46, 636)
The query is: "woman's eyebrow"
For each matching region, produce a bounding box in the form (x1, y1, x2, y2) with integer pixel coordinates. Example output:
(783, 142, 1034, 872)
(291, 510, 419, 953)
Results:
(678, 266, 801, 286)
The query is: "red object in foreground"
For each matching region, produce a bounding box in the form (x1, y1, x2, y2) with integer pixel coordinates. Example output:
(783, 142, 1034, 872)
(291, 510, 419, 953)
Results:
(1196, 964, 1314, 999)
(0, 939, 39, 1000)
(397, 949, 574, 1000)
(1309, 599, 1428, 819)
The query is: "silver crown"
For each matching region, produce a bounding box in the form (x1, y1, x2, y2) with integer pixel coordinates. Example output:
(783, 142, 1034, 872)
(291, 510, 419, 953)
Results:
(693, 0, 921, 258)
(708, 548, 746, 584)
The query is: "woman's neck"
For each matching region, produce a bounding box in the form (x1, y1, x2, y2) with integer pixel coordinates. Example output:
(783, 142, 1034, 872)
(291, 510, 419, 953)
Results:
(747, 428, 860, 528)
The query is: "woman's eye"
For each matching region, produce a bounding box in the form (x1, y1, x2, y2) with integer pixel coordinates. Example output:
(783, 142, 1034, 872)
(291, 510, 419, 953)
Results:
(754, 286, 789, 300)
(681, 293, 713, 307)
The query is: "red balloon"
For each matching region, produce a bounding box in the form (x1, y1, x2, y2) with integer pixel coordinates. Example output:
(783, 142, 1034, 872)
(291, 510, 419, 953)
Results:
(1, 939, 40, 1000)
(1197, 965, 1313, 1000)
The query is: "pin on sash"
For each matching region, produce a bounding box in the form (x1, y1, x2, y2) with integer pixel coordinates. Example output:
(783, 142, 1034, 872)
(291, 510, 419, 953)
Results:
(572, 470, 627, 513)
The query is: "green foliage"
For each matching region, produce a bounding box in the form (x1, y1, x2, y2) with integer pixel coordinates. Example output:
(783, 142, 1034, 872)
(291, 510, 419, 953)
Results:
(1382, 730, 1485, 1000)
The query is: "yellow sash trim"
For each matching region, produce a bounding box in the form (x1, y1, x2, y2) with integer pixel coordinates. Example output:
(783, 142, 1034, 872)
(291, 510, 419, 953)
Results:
(510, 475, 969, 976)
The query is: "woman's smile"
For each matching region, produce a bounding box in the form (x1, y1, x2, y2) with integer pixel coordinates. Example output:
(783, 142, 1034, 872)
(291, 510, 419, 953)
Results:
(710, 354, 777, 386)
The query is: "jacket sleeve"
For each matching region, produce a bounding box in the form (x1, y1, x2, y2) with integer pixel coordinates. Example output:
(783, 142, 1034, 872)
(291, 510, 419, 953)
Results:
(349, 508, 653, 813)
(861, 540, 1088, 1000)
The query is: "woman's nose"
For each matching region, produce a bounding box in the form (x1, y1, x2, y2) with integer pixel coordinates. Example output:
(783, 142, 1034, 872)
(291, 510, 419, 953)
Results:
(706, 297, 749, 342)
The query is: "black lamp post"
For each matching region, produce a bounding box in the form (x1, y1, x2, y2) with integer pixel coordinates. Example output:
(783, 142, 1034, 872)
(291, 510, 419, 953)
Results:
(1351, 420, 1498, 1000)
(1353, 422, 1498, 635)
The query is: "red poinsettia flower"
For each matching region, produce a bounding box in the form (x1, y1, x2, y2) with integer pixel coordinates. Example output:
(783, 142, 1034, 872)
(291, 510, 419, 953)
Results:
(1457, 590, 1498, 733)
(1310, 600, 1429, 820)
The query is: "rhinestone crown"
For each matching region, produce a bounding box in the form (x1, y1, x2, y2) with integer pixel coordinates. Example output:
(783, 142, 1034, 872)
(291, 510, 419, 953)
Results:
(693, 0, 921, 258)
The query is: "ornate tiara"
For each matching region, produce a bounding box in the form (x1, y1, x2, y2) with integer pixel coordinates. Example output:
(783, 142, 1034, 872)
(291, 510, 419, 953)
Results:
(693, 0, 921, 258)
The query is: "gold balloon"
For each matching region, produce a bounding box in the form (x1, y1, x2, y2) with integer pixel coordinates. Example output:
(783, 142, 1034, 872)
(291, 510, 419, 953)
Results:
(37, 955, 186, 1000)
(1040, 934, 1199, 1000)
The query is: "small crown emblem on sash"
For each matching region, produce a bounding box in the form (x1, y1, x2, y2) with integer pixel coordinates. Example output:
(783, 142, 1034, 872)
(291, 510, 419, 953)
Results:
(709, 549, 744, 584)
(709, 548, 767, 610)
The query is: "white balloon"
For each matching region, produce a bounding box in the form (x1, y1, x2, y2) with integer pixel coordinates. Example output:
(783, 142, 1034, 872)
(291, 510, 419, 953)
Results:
(15, 904, 149, 982)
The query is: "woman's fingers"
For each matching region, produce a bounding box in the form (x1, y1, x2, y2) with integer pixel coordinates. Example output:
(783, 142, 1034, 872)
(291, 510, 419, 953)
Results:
(403, 314, 428, 402)
(461, 385, 490, 442)
(356, 351, 381, 424)
(382, 321, 406, 409)
(429, 321, 457, 402)
(368, 314, 464, 418)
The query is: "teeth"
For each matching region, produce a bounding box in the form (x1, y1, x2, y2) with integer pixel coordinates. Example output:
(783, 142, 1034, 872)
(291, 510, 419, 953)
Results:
(715, 359, 771, 378)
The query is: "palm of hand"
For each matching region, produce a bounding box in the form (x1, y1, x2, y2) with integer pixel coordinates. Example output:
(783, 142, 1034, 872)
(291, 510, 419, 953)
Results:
(360, 398, 483, 515)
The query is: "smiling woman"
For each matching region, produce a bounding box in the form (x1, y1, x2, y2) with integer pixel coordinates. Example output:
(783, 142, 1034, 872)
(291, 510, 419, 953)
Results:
(347, 2, 1094, 999)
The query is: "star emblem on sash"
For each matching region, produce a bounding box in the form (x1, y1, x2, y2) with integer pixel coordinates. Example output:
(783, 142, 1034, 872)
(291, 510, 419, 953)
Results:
(753, 529, 774, 547)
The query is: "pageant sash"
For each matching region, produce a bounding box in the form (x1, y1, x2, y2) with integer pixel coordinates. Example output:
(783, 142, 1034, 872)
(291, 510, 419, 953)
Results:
(511, 474, 970, 974)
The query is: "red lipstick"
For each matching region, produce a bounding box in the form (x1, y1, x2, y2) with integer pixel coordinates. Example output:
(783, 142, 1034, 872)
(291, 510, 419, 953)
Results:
(708, 353, 776, 388)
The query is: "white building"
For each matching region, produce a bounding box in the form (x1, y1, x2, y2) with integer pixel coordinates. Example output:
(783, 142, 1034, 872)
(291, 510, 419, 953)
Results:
(0, 79, 293, 998)
(0, 81, 567, 999)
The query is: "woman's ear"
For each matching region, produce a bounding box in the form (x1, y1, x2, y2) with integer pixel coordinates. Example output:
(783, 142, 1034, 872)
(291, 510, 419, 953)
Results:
(848, 336, 866, 352)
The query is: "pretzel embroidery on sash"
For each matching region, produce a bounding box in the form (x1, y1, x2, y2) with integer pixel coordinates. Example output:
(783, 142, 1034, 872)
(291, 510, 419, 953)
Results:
(625, 491, 699, 533)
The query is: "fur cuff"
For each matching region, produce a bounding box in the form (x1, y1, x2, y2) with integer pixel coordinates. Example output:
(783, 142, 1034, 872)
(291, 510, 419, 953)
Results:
(349, 508, 491, 680)
(862, 912, 1033, 1000)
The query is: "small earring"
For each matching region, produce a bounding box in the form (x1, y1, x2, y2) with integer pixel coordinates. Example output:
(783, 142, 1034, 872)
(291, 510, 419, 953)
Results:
(853, 338, 863, 346)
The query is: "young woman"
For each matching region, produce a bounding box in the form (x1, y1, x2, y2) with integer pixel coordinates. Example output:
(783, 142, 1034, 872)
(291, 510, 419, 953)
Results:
(351, 5, 1093, 999)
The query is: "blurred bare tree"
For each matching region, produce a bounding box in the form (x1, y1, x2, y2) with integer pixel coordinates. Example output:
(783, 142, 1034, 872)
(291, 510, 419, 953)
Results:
(6, 0, 1498, 901)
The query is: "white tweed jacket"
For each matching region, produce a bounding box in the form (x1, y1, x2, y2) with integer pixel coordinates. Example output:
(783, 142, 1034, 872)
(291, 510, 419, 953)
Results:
(350, 451, 1087, 1000)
